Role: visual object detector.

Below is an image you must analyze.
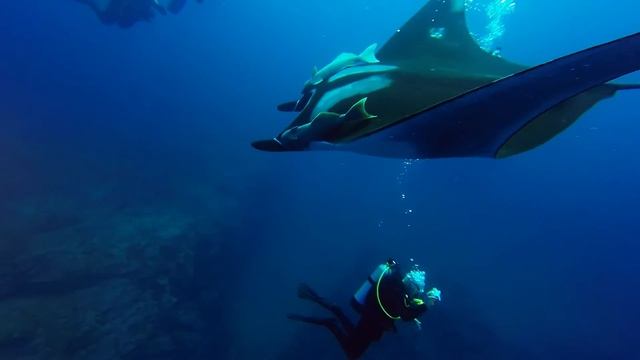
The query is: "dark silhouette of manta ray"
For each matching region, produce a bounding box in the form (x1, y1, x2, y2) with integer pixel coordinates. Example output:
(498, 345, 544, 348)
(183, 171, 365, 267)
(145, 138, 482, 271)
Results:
(253, 0, 640, 159)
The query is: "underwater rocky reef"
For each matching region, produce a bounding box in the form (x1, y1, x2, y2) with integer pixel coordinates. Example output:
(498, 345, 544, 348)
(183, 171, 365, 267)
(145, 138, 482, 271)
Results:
(0, 201, 237, 359)
(0, 131, 267, 359)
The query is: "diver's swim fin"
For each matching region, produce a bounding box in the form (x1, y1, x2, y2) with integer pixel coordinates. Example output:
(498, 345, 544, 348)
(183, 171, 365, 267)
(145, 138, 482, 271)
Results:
(251, 139, 289, 152)
(287, 314, 337, 327)
(297, 283, 322, 302)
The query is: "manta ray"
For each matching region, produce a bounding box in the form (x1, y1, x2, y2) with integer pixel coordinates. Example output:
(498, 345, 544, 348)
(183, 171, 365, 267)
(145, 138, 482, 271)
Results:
(252, 0, 640, 159)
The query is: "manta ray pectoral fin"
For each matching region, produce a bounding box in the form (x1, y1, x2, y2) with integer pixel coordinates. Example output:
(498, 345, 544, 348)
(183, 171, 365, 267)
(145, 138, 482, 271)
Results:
(343, 97, 377, 122)
(359, 43, 380, 64)
(497, 83, 640, 158)
(277, 101, 299, 112)
(353, 32, 640, 159)
(377, 0, 523, 75)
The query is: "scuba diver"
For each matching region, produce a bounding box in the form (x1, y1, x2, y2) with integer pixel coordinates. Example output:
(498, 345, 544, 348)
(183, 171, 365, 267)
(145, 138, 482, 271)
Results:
(288, 259, 442, 359)
(76, 0, 202, 27)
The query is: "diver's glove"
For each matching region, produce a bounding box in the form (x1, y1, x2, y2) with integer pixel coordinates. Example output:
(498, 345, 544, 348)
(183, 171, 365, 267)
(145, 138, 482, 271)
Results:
(426, 287, 442, 306)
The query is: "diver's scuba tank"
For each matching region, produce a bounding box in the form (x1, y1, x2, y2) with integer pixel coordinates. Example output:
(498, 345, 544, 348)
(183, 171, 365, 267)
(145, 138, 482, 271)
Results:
(351, 259, 395, 313)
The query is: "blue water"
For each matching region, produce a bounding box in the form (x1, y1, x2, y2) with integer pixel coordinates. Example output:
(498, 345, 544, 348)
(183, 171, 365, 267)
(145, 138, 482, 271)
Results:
(0, 0, 639, 359)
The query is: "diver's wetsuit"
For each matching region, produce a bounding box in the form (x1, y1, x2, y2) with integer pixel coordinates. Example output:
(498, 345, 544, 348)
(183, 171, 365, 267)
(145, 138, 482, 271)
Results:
(289, 265, 426, 359)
